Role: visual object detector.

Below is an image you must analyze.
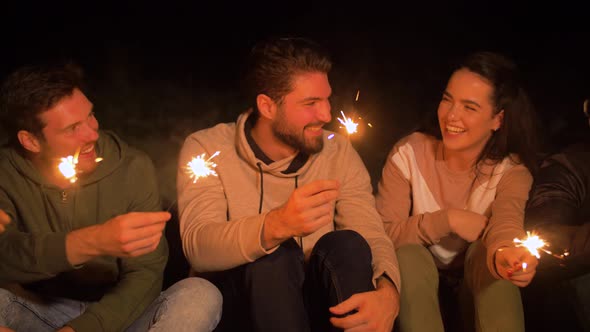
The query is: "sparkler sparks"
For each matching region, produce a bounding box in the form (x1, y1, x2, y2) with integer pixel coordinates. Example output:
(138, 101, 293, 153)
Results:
(514, 231, 546, 259)
(513, 231, 569, 260)
(58, 147, 81, 183)
(58, 155, 79, 183)
(186, 151, 220, 183)
(57, 147, 103, 183)
(337, 110, 359, 135)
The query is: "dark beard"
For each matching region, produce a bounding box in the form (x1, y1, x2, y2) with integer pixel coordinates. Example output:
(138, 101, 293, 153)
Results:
(272, 124, 324, 155)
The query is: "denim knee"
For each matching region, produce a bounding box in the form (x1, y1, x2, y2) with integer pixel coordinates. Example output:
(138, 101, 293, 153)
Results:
(313, 230, 371, 263)
(156, 277, 222, 331)
(0, 288, 15, 325)
(246, 240, 304, 280)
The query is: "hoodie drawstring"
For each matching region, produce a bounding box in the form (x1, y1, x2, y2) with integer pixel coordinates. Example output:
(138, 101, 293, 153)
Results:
(257, 162, 264, 214)
(294, 175, 303, 249)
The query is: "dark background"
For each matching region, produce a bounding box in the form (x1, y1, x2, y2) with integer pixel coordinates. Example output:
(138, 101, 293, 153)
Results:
(1, 2, 589, 204)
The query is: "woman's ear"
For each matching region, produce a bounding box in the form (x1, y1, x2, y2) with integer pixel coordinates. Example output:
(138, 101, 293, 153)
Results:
(493, 110, 505, 131)
(17, 130, 41, 153)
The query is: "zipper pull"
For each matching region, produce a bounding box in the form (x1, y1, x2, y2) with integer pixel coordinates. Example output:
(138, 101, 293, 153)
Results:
(61, 191, 68, 202)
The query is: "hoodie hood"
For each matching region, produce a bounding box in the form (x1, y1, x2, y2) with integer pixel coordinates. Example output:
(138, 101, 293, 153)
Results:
(4, 130, 127, 188)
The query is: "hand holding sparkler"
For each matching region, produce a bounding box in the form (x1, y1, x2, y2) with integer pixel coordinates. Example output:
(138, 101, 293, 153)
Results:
(495, 245, 538, 287)
(261, 179, 340, 250)
(65, 211, 171, 265)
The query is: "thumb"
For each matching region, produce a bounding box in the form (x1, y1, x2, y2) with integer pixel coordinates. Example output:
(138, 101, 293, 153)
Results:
(329, 294, 360, 315)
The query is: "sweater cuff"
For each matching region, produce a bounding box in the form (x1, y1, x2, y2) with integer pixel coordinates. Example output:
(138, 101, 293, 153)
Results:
(422, 210, 452, 243)
(241, 213, 277, 263)
(41, 231, 76, 272)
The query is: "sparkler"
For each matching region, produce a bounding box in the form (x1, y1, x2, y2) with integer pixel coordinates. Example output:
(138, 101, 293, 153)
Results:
(186, 151, 220, 183)
(58, 148, 81, 183)
(167, 151, 221, 212)
(58, 155, 79, 183)
(57, 147, 103, 183)
(337, 110, 359, 135)
(513, 231, 569, 260)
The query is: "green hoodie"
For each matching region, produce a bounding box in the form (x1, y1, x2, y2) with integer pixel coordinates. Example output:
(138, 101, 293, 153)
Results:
(0, 131, 168, 332)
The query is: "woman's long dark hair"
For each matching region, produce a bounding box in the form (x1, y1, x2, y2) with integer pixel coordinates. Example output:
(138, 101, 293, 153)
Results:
(421, 51, 540, 175)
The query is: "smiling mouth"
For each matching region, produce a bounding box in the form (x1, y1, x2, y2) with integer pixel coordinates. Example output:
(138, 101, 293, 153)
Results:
(306, 126, 323, 132)
(80, 145, 94, 154)
(446, 125, 466, 133)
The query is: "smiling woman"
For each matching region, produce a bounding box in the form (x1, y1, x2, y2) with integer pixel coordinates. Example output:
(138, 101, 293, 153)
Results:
(375, 51, 541, 331)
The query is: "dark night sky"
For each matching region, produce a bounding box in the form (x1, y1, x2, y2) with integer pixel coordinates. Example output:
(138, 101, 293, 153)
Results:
(1, 2, 589, 200)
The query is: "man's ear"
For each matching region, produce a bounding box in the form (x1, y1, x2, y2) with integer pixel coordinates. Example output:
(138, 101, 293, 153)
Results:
(256, 94, 277, 120)
(17, 130, 41, 153)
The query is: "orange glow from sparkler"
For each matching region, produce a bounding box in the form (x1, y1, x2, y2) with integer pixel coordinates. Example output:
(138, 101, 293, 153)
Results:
(337, 110, 359, 135)
(58, 155, 78, 183)
(186, 151, 220, 183)
(57, 148, 103, 183)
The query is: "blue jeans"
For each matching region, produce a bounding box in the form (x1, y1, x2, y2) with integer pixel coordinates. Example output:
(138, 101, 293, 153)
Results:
(209, 230, 375, 332)
(0, 277, 222, 332)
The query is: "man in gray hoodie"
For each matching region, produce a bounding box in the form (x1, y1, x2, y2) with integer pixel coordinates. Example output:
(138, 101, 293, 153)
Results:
(178, 37, 400, 332)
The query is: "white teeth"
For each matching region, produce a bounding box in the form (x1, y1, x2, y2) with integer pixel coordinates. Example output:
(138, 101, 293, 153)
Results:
(446, 125, 465, 133)
(81, 146, 94, 154)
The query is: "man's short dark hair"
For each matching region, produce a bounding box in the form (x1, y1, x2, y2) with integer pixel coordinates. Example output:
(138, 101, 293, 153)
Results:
(0, 62, 84, 148)
(242, 36, 332, 121)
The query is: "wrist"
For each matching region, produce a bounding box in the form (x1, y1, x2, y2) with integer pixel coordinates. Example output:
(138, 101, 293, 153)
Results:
(261, 209, 287, 250)
(66, 225, 101, 265)
(377, 275, 398, 297)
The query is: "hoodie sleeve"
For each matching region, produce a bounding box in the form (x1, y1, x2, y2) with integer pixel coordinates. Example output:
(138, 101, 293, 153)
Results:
(483, 164, 531, 279)
(0, 192, 73, 283)
(68, 152, 168, 332)
(177, 134, 276, 273)
(334, 141, 401, 291)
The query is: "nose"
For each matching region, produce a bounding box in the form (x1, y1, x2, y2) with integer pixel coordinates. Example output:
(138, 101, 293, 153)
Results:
(80, 121, 99, 143)
(446, 104, 458, 121)
(317, 100, 332, 123)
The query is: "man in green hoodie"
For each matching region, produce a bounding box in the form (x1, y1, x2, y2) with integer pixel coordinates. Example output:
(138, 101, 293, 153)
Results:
(0, 63, 222, 332)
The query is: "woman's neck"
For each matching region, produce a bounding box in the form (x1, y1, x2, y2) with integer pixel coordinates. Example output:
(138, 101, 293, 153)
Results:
(442, 147, 478, 172)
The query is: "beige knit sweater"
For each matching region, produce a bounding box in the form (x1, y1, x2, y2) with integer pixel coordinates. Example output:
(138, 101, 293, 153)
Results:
(177, 110, 400, 288)
(375, 132, 532, 278)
